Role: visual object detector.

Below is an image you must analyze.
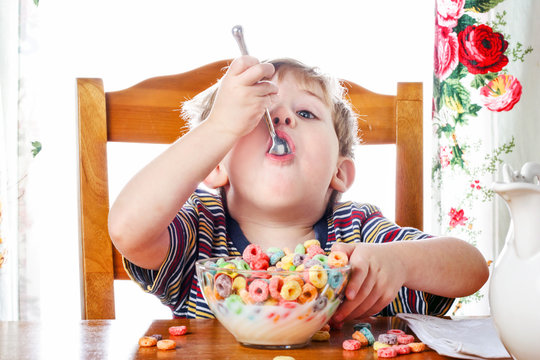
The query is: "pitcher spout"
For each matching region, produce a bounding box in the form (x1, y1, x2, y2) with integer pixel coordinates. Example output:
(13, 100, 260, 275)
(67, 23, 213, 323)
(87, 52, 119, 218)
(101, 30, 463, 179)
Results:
(493, 162, 540, 259)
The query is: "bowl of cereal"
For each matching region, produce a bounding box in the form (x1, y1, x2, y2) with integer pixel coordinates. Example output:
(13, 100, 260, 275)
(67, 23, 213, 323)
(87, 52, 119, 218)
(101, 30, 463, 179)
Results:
(195, 240, 351, 349)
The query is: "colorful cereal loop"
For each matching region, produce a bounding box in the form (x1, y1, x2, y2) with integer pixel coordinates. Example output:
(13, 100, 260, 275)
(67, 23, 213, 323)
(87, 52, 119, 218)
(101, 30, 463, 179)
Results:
(327, 250, 348, 267)
(378, 333, 398, 345)
(377, 347, 398, 358)
(393, 344, 411, 354)
(225, 294, 244, 314)
(359, 327, 375, 345)
(342, 339, 361, 351)
(408, 342, 427, 352)
(373, 341, 391, 351)
(298, 283, 318, 304)
(303, 239, 320, 249)
(269, 276, 284, 300)
(294, 243, 306, 254)
(231, 275, 246, 293)
(328, 269, 343, 289)
(351, 331, 368, 347)
(248, 278, 269, 303)
(280, 280, 302, 301)
(139, 336, 157, 347)
(397, 334, 414, 344)
(311, 330, 330, 341)
(308, 265, 328, 288)
(214, 273, 232, 299)
(243, 244, 263, 263)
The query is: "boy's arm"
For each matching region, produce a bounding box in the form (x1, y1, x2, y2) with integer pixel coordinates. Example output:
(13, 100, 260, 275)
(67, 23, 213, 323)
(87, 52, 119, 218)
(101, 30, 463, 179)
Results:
(330, 236, 489, 324)
(108, 56, 277, 270)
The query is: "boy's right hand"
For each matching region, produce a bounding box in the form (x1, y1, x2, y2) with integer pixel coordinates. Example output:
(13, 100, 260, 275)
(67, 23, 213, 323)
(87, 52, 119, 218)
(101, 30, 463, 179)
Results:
(207, 56, 278, 138)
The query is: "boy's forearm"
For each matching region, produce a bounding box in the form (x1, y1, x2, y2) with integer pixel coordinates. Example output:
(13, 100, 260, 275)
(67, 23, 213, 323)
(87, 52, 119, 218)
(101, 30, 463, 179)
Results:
(108, 119, 237, 258)
(393, 237, 489, 298)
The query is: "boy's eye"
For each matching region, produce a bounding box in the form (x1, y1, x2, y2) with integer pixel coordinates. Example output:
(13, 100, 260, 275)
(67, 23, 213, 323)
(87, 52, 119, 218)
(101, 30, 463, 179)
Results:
(297, 110, 316, 119)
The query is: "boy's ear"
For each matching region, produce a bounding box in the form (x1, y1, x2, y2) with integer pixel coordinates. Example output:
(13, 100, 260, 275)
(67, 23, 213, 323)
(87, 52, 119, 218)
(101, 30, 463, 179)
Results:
(203, 163, 229, 189)
(330, 157, 355, 192)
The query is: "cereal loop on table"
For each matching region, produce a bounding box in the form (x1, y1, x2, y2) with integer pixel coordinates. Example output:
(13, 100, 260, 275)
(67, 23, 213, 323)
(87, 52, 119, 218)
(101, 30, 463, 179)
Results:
(327, 251, 348, 267)
(378, 333, 398, 345)
(351, 331, 368, 347)
(373, 341, 390, 351)
(138, 336, 157, 347)
(359, 327, 375, 345)
(273, 356, 295, 360)
(311, 330, 330, 341)
(393, 344, 411, 354)
(156, 339, 176, 350)
(387, 329, 406, 335)
(280, 280, 302, 301)
(377, 347, 398, 358)
(168, 325, 187, 336)
(342, 339, 361, 351)
(319, 323, 330, 332)
(408, 342, 427, 352)
(397, 334, 414, 344)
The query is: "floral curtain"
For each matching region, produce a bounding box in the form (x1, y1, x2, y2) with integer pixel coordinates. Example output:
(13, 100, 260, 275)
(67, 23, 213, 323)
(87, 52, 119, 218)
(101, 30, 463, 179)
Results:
(433, 0, 538, 315)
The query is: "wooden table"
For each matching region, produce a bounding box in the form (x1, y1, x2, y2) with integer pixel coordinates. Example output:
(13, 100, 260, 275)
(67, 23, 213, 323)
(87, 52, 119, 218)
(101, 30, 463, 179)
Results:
(0, 317, 452, 359)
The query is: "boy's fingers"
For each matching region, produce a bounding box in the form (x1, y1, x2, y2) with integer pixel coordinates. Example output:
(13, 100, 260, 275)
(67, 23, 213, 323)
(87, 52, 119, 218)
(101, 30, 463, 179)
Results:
(227, 55, 259, 75)
(330, 242, 355, 257)
(238, 63, 275, 86)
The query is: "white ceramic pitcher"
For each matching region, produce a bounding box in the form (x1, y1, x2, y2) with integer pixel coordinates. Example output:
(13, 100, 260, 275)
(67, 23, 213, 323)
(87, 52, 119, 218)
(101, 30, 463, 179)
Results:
(490, 162, 540, 360)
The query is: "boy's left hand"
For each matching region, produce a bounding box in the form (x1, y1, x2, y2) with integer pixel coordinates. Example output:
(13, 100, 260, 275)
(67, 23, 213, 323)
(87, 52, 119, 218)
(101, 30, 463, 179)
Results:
(329, 241, 406, 327)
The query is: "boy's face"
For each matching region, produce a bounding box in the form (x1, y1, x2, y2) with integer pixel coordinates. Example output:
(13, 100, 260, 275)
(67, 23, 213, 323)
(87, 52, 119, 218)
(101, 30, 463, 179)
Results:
(220, 71, 347, 219)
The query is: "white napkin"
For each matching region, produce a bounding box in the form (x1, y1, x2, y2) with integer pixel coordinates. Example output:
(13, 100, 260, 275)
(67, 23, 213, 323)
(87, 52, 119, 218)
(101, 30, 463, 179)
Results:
(396, 314, 511, 360)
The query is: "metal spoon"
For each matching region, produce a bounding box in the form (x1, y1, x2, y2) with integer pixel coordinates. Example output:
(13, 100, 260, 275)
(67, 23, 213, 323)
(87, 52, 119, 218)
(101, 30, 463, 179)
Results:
(231, 25, 291, 156)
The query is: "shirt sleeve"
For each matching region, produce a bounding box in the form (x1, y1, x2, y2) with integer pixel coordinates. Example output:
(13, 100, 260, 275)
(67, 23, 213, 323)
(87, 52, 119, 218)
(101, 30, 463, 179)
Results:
(360, 205, 456, 316)
(122, 193, 201, 310)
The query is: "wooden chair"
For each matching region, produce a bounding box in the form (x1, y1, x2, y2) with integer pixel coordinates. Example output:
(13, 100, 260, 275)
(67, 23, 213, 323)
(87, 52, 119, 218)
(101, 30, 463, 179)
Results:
(77, 59, 423, 319)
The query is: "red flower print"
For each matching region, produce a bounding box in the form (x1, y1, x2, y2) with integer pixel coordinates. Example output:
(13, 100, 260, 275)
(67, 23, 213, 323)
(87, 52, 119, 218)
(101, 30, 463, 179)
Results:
(480, 74, 523, 112)
(458, 25, 509, 74)
(449, 207, 468, 228)
(435, 26, 459, 80)
(436, 0, 465, 28)
(439, 146, 452, 168)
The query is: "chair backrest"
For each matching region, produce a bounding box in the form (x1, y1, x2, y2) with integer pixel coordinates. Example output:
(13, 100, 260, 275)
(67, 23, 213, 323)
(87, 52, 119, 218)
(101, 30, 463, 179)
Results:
(76, 59, 423, 319)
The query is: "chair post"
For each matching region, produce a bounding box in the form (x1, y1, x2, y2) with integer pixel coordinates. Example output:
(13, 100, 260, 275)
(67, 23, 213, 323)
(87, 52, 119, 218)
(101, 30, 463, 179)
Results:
(395, 83, 423, 230)
(77, 78, 116, 319)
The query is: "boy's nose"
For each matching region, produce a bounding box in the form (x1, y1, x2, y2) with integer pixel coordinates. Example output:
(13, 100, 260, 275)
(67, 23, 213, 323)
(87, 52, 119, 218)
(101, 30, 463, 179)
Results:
(272, 116, 295, 128)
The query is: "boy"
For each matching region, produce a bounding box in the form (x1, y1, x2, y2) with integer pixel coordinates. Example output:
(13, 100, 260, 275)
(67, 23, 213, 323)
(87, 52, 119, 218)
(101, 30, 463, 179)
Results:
(108, 56, 489, 322)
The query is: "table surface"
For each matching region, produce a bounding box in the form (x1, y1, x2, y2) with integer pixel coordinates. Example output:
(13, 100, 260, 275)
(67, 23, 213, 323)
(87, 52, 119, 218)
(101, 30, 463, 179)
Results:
(0, 317, 453, 359)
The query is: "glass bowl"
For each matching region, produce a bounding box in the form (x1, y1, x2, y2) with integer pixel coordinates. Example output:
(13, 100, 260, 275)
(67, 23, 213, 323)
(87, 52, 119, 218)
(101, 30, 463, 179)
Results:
(195, 256, 351, 349)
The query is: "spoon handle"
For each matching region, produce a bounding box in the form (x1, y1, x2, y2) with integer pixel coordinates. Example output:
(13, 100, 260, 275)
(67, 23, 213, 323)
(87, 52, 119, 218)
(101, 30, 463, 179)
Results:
(231, 25, 276, 137)
(232, 25, 249, 56)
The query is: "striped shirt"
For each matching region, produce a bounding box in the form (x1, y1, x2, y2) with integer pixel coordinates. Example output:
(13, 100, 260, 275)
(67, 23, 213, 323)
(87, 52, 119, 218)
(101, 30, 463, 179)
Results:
(124, 188, 455, 318)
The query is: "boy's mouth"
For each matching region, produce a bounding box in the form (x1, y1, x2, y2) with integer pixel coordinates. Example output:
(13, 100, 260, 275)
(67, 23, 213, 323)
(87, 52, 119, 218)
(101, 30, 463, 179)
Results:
(266, 131, 295, 159)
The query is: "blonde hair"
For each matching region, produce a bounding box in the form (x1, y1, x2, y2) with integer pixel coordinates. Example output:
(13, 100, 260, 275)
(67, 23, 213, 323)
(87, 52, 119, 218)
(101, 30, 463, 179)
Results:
(182, 58, 358, 158)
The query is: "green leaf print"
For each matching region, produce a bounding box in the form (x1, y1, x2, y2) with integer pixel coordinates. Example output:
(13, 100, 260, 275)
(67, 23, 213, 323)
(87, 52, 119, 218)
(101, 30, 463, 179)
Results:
(442, 80, 471, 114)
(464, 0, 505, 13)
(453, 14, 477, 33)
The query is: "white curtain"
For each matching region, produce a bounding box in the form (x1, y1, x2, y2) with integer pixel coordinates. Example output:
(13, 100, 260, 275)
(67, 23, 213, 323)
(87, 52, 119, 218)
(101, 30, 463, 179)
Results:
(0, 0, 21, 321)
(433, 0, 539, 315)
